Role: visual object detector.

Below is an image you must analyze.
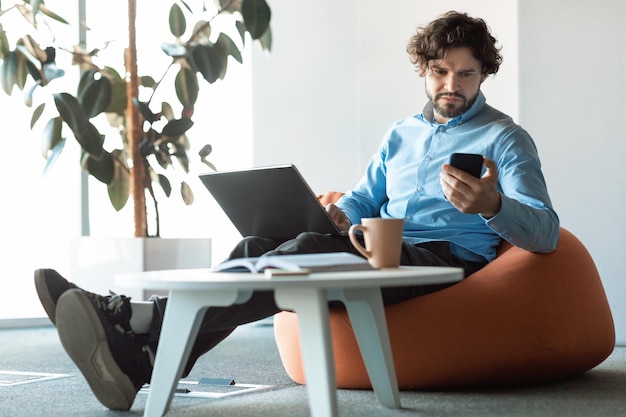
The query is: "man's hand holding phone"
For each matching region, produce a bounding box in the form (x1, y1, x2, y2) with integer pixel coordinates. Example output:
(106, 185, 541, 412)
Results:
(440, 154, 501, 218)
(449, 153, 483, 178)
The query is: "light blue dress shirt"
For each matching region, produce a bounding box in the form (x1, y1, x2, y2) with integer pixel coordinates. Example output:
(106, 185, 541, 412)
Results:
(336, 91, 560, 262)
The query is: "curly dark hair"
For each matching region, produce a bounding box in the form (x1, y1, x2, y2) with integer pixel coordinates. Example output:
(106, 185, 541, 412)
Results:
(407, 11, 502, 76)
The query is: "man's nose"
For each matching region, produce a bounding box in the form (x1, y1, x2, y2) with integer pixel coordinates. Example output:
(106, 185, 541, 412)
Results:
(444, 73, 459, 91)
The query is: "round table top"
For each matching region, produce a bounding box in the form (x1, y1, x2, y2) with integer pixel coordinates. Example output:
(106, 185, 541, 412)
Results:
(115, 266, 463, 291)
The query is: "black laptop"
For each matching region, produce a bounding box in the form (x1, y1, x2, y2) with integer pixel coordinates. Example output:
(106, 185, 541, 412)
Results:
(199, 165, 345, 241)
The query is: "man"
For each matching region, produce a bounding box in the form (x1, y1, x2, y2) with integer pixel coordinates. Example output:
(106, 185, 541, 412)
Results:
(35, 11, 559, 411)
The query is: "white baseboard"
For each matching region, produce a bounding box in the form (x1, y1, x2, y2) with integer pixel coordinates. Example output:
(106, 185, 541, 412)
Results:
(0, 317, 52, 329)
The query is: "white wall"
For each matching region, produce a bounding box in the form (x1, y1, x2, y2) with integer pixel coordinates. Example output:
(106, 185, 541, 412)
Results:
(251, 0, 360, 193)
(0, 97, 81, 319)
(252, 0, 518, 192)
(518, 0, 626, 344)
(252, 0, 625, 344)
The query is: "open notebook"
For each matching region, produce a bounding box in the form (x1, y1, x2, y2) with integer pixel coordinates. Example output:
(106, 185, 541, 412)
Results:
(212, 252, 374, 276)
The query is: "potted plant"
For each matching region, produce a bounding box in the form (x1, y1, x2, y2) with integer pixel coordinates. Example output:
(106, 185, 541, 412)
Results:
(0, 0, 272, 238)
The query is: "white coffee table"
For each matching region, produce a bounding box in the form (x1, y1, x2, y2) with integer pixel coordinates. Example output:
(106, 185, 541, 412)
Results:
(116, 266, 463, 417)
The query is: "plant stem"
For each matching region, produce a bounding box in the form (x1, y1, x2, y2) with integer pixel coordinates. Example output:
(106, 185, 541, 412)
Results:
(126, 0, 147, 237)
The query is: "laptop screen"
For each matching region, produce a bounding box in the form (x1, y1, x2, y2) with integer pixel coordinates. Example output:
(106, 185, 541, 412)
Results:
(199, 165, 342, 241)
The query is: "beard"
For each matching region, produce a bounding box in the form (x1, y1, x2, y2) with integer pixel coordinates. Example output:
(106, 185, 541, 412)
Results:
(427, 91, 477, 120)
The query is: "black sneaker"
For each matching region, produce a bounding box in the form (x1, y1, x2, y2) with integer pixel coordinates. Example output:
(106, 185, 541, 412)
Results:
(34, 269, 78, 325)
(56, 289, 153, 411)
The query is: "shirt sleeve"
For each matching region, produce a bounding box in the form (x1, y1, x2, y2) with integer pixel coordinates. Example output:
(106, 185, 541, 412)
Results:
(484, 194, 560, 253)
(484, 128, 560, 253)
(335, 143, 389, 224)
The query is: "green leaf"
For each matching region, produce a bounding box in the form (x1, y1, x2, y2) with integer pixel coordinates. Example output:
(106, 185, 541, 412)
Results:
(25, 59, 42, 83)
(41, 116, 63, 158)
(30, 102, 46, 128)
(39, 4, 70, 25)
(155, 148, 173, 170)
(181, 181, 194, 205)
(15, 44, 42, 69)
(179, 132, 191, 151)
(161, 118, 194, 137)
(216, 33, 242, 64)
(0, 50, 18, 95)
(235, 20, 247, 45)
(139, 134, 157, 157)
(53, 92, 88, 133)
(220, 0, 241, 12)
(101, 67, 127, 114)
(79, 123, 106, 158)
(140, 75, 157, 89)
(179, 0, 193, 14)
(15, 52, 29, 90)
(161, 102, 175, 120)
(79, 76, 112, 118)
(77, 70, 95, 97)
(32, 0, 43, 24)
(175, 66, 198, 108)
(41, 118, 65, 179)
(191, 20, 212, 44)
(169, 3, 186, 38)
(133, 98, 159, 123)
(198, 144, 212, 158)
(158, 174, 172, 197)
(84, 150, 115, 185)
(200, 142, 217, 171)
(107, 150, 130, 211)
(202, 159, 217, 171)
(173, 143, 190, 172)
(241, 0, 271, 40)
(42, 135, 66, 176)
(0, 28, 9, 59)
(53, 92, 105, 158)
(106, 79, 127, 115)
(191, 44, 227, 84)
(257, 25, 272, 52)
(24, 83, 37, 107)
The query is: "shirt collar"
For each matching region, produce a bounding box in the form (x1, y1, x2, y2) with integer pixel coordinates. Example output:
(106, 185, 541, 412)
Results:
(420, 91, 486, 126)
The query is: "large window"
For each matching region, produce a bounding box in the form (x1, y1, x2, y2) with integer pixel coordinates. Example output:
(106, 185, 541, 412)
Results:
(0, 0, 252, 323)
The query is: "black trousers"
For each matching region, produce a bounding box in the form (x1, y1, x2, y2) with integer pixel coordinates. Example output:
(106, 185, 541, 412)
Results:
(148, 232, 487, 376)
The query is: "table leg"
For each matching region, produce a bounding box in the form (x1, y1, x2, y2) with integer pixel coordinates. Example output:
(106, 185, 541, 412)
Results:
(274, 287, 338, 417)
(337, 287, 401, 409)
(143, 289, 248, 417)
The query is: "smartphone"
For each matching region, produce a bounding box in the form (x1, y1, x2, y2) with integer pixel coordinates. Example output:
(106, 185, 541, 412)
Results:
(449, 153, 483, 178)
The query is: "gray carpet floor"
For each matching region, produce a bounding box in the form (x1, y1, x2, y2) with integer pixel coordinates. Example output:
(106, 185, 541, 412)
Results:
(1, 323, 625, 417)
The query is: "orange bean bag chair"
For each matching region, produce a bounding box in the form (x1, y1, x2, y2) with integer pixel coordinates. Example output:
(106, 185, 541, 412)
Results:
(273, 194, 615, 389)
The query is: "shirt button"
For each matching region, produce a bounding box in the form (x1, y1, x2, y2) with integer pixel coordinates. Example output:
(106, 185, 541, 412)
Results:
(417, 186, 423, 192)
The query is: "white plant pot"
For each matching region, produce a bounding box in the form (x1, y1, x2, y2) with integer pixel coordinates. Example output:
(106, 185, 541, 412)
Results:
(69, 237, 212, 300)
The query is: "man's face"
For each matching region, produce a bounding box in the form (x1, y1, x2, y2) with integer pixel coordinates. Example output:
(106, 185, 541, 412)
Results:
(424, 47, 487, 123)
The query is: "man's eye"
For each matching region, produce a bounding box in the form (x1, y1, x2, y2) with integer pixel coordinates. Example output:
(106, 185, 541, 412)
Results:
(432, 68, 446, 76)
(461, 72, 475, 78)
